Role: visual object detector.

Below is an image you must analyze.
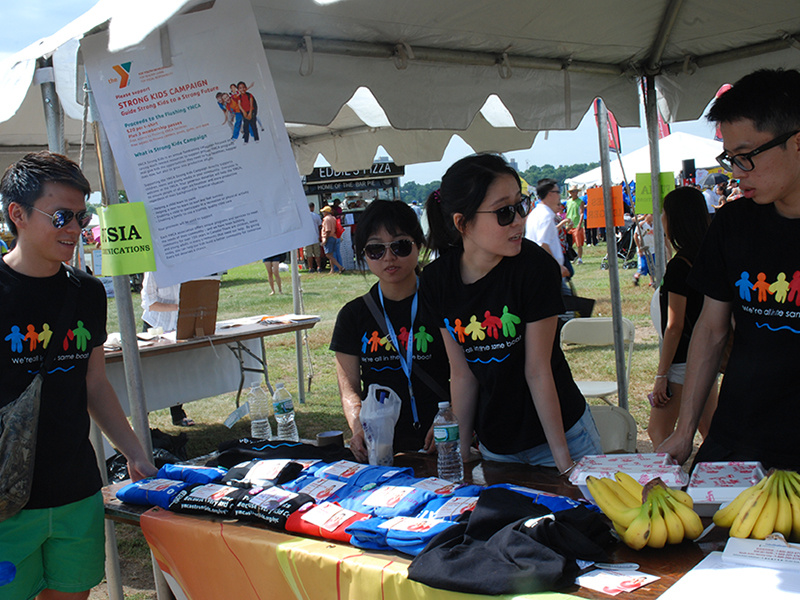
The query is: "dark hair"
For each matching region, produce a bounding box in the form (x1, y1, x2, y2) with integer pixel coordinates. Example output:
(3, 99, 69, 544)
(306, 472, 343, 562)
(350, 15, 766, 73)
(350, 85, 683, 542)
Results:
(662, 186, 709, 261)
(237, 81, 246, 88)
(536, 178, 558, 200)
(707, 69, 800, 135)
(424, 153, 520, 253)
(354, 200, 424, 270)
(1, 151, 91, 237)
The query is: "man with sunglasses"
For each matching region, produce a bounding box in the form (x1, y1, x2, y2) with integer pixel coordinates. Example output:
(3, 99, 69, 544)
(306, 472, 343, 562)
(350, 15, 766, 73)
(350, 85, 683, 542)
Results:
(525, 178, 571, 279)
(0, 152, 157, 599)
(659, 69, 800, 472)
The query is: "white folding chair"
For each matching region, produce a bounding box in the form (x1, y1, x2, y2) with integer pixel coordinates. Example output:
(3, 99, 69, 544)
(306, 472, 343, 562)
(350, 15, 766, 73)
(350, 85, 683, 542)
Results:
(589, 405, 638, 454)
(560, 317, 636, 406)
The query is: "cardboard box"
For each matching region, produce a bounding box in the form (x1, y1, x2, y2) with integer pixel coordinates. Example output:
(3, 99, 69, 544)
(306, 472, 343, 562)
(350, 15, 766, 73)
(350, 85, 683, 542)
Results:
(569, 453, 689, 502)
(687, 462, 766, 516)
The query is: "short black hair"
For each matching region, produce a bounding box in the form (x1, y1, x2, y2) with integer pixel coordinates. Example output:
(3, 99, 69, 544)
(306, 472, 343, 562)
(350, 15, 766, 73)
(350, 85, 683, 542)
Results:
(707, 69, 800, 135)
(354, 200, 424, 268)
(1, 152, 91, 237)
(536, 178, 559, 200)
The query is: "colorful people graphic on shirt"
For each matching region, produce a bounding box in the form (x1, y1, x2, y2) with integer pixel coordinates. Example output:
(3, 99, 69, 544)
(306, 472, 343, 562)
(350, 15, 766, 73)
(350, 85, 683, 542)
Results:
(5, 325, 24, 353)
(443, 318, 456, 341)
(415, 326, 434, 352)
(501, 306, 522, 338)
(368, 330, 382, 352)
(25, 324, 39, 351)
(464, 315, 486, 341)
(397, 327, 410, 351)
(39, 323, 53, 349)
(73, 320, 91, 352)
(380, 334, 395, 353)
(361, 332, 369, 354)
(752, 272, 771, 302)
(482, 310, 502, 339)
(769, 272, 790, 303)
(788, 271, 800, 307)
(453, 318, 466, 343)
(736, 271, 753, 301)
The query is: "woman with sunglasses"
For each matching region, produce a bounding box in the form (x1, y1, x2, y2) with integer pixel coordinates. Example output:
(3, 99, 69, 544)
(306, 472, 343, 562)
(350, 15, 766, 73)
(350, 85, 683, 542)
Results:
(420, 153, 602, 474)
(330, 200, 449, 462)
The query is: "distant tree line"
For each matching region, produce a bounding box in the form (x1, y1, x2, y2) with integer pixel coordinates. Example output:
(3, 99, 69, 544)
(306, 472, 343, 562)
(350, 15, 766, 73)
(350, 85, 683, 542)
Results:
(398, 161, 599, 203)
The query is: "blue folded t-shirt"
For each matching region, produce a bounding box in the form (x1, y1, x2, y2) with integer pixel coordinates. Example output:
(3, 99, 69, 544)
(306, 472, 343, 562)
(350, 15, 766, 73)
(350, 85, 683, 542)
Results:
(116, 478, 192, 509)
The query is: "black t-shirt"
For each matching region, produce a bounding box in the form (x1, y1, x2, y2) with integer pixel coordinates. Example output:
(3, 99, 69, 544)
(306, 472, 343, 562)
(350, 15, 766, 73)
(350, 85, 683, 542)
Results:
(419, 239, 586, 455)
(330, 282, 449, 451)
(689, 199, 800, 468)
(0, 258, 107, 509)
(659, 251, 704, 365)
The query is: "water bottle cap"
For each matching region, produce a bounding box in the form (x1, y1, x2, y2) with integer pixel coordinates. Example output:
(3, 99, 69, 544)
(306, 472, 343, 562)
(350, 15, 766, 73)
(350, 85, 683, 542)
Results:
(438, 401, 450, 409)
(276, 383, 285, 389)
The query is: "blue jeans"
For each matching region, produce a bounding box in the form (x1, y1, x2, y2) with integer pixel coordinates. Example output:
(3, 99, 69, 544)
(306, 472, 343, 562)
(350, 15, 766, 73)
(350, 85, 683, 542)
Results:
(479, 404, 602, 466)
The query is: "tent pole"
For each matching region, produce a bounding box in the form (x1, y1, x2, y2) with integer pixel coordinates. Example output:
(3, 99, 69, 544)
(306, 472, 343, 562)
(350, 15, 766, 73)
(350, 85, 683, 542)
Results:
(291, 249, 306, 403)
(644, 76, 666, 284)
(595, 99, 628, 409)
(86, 75, 176, 600)
(37, 57, 66, 154)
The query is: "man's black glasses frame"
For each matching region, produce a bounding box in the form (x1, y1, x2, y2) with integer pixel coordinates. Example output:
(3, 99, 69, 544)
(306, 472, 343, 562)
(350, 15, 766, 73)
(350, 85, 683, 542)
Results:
(716, 130, 800, 172)
(31, 206, 92, 229)
(363, 239, 416, 260)
(475, 195, 532, 227)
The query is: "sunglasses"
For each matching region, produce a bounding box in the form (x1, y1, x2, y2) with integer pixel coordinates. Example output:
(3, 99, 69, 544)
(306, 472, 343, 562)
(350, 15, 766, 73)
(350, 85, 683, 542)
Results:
(475, 195, 532, 226)
(31, 206, 92, 229)
(363, 239, 415, 260)
(716, 130, 800, 172)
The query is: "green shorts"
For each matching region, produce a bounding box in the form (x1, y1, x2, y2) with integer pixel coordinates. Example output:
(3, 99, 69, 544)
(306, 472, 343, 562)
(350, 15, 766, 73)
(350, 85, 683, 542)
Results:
(0, 491, 105, 599)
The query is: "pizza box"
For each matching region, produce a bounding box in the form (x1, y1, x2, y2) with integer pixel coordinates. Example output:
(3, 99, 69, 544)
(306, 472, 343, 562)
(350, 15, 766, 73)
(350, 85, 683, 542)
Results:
(569, 453, 689, 502)
(687, 461, 766, 516)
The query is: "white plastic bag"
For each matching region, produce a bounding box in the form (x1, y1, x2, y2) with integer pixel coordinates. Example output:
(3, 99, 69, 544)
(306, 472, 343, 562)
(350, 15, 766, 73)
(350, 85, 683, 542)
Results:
(360, 384, 402, 466)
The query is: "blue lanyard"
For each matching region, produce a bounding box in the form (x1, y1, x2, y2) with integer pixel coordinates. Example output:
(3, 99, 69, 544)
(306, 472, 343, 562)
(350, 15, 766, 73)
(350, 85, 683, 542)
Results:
(378, 280, 420, 428)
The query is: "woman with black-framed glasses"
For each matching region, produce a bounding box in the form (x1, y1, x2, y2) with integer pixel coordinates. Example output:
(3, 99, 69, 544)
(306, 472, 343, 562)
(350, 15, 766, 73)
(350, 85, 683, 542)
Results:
(330, 200, 449, 462)
(420, 153, 601, 474)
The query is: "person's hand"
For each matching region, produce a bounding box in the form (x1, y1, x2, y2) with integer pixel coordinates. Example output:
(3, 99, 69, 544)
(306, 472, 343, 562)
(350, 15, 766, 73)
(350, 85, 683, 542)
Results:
(560, 265, 570, 278)
(127, 457, 158, 482)
(656, 432, 693, 466)
(348, 429, 368, 462)
(651, 377, 671, 407)
(423, 426, 436, 453)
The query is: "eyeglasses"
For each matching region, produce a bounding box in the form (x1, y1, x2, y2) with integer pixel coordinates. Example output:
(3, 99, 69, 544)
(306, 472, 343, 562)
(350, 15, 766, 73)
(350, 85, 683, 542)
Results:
(716, 130, 800, 172)
(363, 239, 415, 260)
(475, 195, 532, 226)
(31, 206, 92, 229)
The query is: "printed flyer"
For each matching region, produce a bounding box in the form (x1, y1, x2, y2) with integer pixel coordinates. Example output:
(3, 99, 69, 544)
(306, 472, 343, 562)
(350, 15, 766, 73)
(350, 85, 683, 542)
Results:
(80, 0, 316, 286)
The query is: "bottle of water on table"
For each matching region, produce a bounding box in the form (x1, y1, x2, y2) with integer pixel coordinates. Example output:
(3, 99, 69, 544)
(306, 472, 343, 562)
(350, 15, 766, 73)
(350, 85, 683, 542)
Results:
(433, 401, 463, 482)
(273, 383, 299, 442)
(247, 384, 272, 440)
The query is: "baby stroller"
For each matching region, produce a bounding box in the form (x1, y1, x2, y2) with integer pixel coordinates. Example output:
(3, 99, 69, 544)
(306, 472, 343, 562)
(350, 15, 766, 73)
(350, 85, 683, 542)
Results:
(600, 221, 638, 270)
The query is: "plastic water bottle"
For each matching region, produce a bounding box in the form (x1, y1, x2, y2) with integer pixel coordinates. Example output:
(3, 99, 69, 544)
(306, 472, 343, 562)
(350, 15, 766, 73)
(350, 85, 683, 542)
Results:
(433, 401, 463, 482)
(247, 385, 272, 440)
(273, 383, 299, 442)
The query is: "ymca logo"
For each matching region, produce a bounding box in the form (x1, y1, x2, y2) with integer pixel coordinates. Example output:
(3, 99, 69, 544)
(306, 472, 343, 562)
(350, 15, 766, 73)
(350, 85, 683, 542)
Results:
(111, 62, 132, 88)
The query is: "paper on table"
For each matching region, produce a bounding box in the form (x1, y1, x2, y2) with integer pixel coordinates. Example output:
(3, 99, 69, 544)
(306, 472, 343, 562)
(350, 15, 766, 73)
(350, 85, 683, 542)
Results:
(658, 551, 800, 599)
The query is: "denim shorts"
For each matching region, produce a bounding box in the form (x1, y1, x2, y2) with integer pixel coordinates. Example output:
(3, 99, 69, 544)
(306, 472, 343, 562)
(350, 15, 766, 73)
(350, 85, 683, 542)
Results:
(0, 491, 105, 599)
(479, 404, 603, 466)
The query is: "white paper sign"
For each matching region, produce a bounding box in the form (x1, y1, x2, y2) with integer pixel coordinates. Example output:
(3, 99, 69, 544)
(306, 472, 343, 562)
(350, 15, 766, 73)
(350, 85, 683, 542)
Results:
(81, 0, 316, 286)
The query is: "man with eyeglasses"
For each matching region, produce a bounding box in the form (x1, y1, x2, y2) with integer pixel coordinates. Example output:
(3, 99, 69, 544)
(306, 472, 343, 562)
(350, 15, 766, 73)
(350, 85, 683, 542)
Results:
(659, 69, 800, 472)
(0, 152, 157, 599)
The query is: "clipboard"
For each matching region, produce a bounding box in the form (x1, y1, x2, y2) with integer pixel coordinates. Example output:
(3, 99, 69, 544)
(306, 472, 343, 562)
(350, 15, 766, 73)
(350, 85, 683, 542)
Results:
(176, 279, 221, 339)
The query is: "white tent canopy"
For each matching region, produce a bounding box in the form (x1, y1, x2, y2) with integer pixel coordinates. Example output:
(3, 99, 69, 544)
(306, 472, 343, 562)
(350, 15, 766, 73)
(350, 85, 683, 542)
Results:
(565, 132, 723, 188)
(3, 0, 800, 176)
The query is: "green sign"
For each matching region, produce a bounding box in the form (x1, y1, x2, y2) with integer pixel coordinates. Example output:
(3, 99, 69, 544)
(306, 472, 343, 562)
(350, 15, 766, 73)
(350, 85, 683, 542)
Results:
(635, 172, 676, 214)
(98, 202, 156, 275)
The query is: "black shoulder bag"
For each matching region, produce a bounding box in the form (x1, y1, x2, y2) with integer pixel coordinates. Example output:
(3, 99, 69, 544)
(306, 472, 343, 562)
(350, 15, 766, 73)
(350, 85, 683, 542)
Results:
(0, 266, 81, 521)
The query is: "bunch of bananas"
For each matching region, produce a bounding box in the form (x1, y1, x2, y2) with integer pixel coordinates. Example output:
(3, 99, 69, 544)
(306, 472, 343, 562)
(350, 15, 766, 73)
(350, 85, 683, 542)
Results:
(586, 472, 704, 550)
(713, 469, 800, 540)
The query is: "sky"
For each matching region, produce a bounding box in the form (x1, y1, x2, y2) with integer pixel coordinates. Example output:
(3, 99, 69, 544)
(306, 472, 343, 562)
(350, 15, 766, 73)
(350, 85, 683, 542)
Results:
(5, 0, 719, 185)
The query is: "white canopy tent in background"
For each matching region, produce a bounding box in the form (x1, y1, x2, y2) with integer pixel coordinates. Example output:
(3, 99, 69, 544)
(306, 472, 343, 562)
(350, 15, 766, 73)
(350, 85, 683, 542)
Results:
(4, 3, 800, 596)
(565, 132, 723, 189)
